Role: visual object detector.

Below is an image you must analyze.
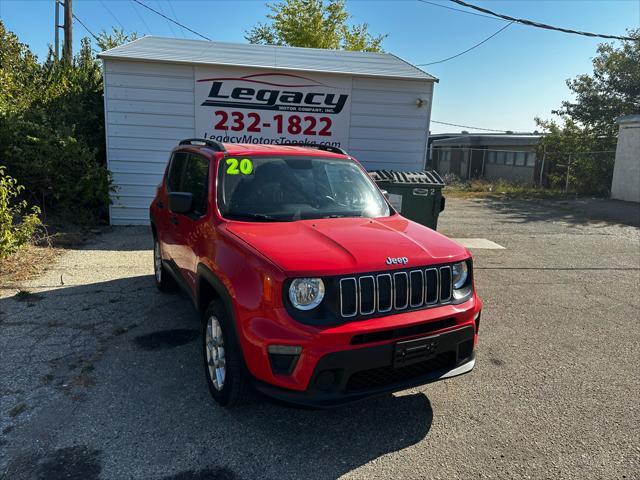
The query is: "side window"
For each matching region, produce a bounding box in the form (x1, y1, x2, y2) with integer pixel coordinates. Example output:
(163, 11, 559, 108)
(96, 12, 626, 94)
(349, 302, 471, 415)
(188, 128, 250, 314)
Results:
(166, 152, 189, 192)
(526, 152, 537, 167)
(182, 154, 209, 215)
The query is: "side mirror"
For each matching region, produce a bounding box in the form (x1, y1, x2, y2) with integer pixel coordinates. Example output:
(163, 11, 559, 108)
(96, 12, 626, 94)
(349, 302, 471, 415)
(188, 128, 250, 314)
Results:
(381, 189, 390, 200)
(169, 192, 194, 214)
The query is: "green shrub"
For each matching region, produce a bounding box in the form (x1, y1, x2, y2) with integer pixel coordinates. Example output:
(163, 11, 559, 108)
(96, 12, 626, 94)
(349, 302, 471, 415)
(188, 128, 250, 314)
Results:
(1, 117, 113, 221)
(0, 24, 114, 223)
(0, 166, 42, 258)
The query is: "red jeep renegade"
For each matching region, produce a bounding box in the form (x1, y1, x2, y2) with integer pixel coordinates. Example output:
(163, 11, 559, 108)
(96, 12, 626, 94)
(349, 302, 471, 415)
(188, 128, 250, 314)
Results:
(150, 139, 482, 407)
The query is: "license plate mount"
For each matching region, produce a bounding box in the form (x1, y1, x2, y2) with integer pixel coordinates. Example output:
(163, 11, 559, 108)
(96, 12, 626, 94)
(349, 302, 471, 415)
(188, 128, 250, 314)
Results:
(394, 334, 440, 368)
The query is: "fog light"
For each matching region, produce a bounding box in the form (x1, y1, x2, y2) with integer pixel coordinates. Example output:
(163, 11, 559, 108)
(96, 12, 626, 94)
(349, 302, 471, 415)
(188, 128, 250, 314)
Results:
(316, 370, 337, 391)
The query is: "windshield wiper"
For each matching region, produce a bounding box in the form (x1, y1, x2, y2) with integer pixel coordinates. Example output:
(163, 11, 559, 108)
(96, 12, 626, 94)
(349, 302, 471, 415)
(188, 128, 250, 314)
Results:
(224, 212, 290, 222)
(322, 214, 348, 218)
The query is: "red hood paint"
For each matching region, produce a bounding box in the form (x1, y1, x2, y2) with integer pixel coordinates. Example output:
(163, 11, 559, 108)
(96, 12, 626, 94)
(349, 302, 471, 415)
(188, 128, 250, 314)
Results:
(225, 214, 469, 276)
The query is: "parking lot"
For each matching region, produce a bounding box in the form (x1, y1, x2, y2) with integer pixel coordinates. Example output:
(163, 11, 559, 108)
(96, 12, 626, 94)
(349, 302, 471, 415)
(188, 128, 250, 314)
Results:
(1, 197, 639, 480)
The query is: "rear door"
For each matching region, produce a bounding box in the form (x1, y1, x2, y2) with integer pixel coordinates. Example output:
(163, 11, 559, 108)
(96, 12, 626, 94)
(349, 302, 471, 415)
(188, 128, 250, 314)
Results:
(171, 153, 211, 289)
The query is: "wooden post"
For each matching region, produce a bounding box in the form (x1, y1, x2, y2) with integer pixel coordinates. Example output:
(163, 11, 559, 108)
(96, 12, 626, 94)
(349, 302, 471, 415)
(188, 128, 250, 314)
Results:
(54, 0, 60, 60)
(539, 145, 546, 186)
(481, 149, 486, 179)
(565, 154, 571, 191)
(62, 0, 73, 65)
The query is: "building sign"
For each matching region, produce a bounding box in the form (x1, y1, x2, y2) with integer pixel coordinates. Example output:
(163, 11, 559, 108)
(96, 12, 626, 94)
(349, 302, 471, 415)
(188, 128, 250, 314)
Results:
(195, 67, 352, 148)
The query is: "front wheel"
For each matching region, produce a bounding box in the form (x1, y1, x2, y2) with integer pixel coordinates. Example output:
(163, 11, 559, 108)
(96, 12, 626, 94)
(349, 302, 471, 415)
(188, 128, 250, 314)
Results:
(153, 238, 177, 292)
(203, 300, 252, 406)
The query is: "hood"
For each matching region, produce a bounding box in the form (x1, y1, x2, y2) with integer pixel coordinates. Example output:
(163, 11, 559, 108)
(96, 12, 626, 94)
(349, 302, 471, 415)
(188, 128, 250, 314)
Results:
(224, 215, 469, 276)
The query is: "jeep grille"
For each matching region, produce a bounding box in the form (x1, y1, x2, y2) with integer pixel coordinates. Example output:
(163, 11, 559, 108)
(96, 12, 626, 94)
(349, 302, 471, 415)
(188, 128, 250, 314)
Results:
(339, 266, 454, 318)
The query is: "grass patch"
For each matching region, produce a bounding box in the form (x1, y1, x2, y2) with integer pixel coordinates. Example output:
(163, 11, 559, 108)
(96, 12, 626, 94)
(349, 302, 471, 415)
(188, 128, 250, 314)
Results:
(0, 245, 61, 289)
(443, 178, 573, 199)
(0, 218, 104, 290)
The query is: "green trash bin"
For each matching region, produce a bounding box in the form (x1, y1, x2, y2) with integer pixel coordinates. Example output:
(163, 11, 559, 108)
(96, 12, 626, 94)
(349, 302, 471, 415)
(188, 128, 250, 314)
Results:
(369, 170, 446, 230)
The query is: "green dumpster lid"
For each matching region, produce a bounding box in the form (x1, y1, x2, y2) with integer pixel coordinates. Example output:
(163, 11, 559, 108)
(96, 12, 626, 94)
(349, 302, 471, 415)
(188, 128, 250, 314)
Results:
(368, 170, 445, 186)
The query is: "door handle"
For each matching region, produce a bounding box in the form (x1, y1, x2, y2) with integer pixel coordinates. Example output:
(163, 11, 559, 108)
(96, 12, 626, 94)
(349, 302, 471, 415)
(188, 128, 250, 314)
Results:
(156, 201, 164, 209)
(170, 216, 179, 225)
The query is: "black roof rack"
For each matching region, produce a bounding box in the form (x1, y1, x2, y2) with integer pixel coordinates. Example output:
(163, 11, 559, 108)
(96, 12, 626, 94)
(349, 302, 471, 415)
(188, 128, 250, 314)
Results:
(284, 142, 349, 156)
(179, 138, 226, 152)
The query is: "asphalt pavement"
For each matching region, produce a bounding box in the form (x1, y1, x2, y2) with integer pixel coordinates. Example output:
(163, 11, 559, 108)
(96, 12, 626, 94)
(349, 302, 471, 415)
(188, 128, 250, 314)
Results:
(1, 196, 639, 479)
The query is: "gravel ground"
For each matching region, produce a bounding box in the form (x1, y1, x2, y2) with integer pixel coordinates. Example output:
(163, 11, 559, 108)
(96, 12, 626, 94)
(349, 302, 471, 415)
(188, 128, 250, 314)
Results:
(1, 197, 639, 480)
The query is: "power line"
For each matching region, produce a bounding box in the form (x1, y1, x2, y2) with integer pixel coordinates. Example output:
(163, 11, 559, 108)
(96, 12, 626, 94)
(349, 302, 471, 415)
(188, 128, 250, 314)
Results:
(72, 13, 99, 42)
(167, 0, 186, 38)
(155, 0, 177, 37)
(131, 0, 211, 41)
(449, 0, 635, 41)
(431, 120, 507, 133)
(99, 0, 124, 30)
(130, 0, 152, 34)
(416, 0, 502, 22)
(417, 21, 513, 66)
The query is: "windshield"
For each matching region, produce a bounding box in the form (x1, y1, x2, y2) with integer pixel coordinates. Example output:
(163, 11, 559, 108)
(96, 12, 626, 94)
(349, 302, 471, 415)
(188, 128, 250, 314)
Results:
(217, 156, 390, 221)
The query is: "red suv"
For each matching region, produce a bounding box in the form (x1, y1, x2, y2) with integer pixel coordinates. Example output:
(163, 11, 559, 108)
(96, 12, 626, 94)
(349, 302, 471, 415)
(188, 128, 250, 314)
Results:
(150, 139, 482, 407)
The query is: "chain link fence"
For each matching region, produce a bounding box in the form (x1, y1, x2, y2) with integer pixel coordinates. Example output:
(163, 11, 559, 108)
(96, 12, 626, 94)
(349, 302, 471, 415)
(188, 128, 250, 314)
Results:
(429, 147, 615, 193)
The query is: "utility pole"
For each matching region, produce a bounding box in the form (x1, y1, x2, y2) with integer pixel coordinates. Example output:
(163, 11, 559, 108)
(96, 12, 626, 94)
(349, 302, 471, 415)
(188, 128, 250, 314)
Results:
(54, 0, 60, 59)
(62, 0, 73, 65)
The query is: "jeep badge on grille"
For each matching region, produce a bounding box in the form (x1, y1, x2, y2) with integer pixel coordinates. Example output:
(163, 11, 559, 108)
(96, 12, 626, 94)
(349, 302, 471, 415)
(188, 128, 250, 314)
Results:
(386, 257, 409, 265)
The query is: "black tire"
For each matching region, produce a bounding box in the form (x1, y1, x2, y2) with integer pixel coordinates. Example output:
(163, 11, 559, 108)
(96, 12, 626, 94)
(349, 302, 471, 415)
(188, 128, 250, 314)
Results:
(153, 237, 177, 292)
(202, 300, 253, 406)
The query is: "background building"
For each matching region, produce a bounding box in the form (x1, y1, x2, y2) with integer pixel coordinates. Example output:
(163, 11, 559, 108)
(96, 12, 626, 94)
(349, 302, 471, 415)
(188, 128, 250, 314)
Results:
(429, 132, 542, 183)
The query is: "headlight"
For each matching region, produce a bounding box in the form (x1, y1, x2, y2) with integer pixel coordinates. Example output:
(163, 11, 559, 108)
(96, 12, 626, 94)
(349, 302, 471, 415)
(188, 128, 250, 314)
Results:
(289, 278, 325, 310)
(452, 260, 472, 301)
(452, 261, 469, 289)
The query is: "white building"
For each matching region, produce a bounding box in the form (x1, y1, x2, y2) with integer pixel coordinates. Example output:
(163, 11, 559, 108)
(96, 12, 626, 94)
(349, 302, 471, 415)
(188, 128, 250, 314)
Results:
(611, 114, 640, 203)
(98, 36, 437, 224)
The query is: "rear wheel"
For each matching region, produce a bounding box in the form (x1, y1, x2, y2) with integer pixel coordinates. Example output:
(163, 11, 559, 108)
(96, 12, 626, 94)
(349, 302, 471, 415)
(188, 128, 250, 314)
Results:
(203, 300, 252, 406)
(153, 238, 177, 292)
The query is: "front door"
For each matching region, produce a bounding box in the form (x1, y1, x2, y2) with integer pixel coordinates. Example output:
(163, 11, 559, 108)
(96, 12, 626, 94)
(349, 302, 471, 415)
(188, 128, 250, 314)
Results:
(161, 151, 190, 267)
(171, 153, 211, 290)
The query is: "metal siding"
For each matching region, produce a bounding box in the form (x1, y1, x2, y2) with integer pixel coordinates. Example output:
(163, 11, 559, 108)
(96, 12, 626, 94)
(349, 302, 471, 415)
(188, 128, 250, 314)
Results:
(107, 86, 194, 104)
(105, 60, 195, 225)
(99, 36, 436, 81)
(349, 77, 433, 171)
(107, 99, 194, 116)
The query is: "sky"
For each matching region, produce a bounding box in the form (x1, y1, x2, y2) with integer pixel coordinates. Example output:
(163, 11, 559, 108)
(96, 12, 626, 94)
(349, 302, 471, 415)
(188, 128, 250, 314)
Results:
(1, 0, 638, 134)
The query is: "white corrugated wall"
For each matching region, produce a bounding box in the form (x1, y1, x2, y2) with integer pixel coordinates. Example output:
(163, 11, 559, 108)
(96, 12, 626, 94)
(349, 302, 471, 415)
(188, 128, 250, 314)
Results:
(103, 60, 433, 225)
(348, 77, 432, 171)
(105, 60, 196, 225)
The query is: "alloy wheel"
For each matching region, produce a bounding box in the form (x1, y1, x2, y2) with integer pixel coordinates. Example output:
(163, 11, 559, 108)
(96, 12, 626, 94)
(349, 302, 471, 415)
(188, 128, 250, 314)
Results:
(205, 315, 226, 391)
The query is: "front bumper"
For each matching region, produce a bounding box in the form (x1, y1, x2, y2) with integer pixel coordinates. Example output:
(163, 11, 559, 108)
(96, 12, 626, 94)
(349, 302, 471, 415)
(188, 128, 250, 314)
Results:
(253, 325, 476, 407)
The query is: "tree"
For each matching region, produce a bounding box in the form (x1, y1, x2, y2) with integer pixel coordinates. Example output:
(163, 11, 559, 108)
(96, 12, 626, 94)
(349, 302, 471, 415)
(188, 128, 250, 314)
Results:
(536, 29, 639, 194)
(96, 27, 138, 51)
(553, 28, 639, 140)
(535, 117, 613, 195)
(0, 21, 115, 222)
(0, 22, 42, 116)
(246, 0, 386, 52)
